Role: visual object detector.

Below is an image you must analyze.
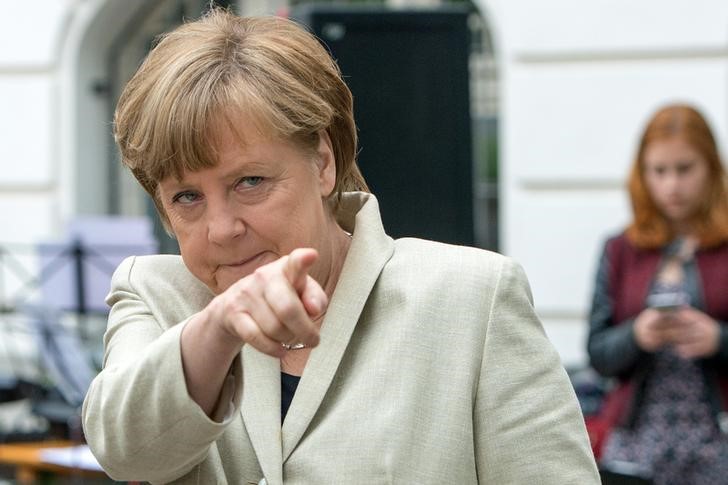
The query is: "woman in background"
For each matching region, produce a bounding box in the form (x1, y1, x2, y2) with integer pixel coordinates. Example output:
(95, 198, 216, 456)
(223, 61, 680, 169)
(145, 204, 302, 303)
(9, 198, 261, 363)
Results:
(588, 103, 728, 484)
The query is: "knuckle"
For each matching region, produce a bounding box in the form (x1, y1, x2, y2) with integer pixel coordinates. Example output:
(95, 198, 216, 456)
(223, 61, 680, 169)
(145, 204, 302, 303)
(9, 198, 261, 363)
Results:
(237, 323, 259, 345)
(219, 296, 237, 316)
(237, 283, 257, 302)
(276, 300, 300, 323)
(252, 266, 268, 282)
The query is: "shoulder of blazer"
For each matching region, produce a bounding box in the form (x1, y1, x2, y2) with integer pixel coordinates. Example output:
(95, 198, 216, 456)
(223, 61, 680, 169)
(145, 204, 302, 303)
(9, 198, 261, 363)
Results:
(114, 254, 214, 309)
(388, 237, 511, 294)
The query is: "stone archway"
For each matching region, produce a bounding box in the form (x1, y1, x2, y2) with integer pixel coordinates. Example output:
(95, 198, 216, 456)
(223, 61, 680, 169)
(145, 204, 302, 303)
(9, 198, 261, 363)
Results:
(62, 0, 231, 253)
(58, 0, 150, 221)
(468, 0, 502, 250)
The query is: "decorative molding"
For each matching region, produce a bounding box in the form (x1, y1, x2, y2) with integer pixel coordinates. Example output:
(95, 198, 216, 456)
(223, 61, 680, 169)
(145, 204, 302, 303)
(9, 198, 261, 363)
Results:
(515, 46, 728, 64)
(517, 179, 624, 191)
(0, 65, 55, 75)
(0, 183, 55, 194)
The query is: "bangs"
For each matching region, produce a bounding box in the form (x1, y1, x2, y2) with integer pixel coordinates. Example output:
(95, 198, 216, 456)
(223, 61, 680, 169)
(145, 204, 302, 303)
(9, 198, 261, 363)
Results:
(118, 67, 326, 187)
(114, 50, 224, 187)
(148, 78, 220, 183)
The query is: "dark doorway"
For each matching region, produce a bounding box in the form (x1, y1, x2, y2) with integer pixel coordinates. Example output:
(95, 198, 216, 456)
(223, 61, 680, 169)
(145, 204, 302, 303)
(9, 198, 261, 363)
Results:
(293, 6, 475, 246)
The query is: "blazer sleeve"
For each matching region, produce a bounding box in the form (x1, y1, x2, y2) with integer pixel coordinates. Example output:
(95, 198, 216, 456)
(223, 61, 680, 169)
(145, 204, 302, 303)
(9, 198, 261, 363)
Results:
(712, 324, 728, 364)
(473, 258, 600, 484)
(586, 241, 649, 377)
(82, 256, 243, 484)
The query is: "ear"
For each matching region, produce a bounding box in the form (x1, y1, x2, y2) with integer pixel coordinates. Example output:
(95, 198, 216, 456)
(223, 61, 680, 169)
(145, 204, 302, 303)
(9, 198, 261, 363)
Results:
(315, 130, 336, 198)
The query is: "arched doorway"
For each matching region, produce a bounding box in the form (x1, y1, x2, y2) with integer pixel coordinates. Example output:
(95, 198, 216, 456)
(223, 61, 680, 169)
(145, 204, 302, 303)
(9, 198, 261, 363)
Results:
(70, 0, 234, 254)
(467, 4, 500, 250)
(289, 0, 500, 249)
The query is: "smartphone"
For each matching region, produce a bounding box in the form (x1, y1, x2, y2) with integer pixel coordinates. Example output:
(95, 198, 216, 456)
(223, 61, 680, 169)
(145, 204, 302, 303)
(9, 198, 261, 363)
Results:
(646, 292, 687, 312)
(600, 461, 653, 484)
(600, 469, 653, 485)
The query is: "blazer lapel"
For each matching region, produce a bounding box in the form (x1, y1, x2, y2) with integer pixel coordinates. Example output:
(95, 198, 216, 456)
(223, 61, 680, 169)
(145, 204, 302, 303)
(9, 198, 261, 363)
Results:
(282, 193, 394, 461)
(241, 345, 283, 485)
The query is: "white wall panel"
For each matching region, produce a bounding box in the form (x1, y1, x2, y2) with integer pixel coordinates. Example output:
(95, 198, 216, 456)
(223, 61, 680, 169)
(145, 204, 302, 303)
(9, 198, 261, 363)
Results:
(507, 59, 728, 182)
(0, 1, 71, 66)
(506, 189, 629, 315)
(0, 193, 56, 243)
(0, 76, 54, 186)
(504, 0, 728, 55)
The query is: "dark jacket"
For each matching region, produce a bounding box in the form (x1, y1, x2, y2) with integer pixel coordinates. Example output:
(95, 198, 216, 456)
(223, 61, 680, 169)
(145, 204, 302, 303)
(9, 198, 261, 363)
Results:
(587, 233, 728, 431)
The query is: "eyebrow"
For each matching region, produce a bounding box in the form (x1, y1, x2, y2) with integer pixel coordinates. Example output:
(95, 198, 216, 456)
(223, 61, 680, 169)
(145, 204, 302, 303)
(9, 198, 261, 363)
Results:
(168, 160, 278, 188)
(653, 158, 697, 165)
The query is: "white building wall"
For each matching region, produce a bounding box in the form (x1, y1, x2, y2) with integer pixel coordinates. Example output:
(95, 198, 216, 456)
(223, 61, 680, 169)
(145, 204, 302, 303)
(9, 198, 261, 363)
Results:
(0, 0, 76, 378)
(0, 0, 75, 242)
(482, 0, 728, 366)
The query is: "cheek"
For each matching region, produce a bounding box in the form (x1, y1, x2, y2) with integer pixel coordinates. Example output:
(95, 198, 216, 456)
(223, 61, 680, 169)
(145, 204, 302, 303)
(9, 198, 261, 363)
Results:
(687, 177, 709, 209)
(692, 171, 709, 193)
(179, 239, 202, 270)
(179, 241, 219, 292)
(644, 176, 662, 199)
(174, 227, 209, 272)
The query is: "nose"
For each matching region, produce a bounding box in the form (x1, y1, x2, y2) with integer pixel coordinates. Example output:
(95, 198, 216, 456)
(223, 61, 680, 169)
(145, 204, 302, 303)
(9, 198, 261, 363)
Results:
(207, 200, 244, 245)
(663, 171, 681, 193)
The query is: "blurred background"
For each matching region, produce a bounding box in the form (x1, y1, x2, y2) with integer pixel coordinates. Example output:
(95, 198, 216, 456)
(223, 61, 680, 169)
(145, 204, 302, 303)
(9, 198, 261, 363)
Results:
(0, 0, 727, 477)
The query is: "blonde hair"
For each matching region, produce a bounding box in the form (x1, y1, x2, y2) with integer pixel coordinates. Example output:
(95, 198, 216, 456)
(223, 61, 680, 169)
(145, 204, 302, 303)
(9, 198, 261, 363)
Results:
(626, 104, 728, 248)
(114, 8, 368, 227)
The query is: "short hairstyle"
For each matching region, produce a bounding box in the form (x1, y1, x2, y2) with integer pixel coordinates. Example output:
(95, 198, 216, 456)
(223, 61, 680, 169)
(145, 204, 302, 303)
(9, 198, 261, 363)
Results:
(114, 8, 368, 228)
(626, 103, 728, 248)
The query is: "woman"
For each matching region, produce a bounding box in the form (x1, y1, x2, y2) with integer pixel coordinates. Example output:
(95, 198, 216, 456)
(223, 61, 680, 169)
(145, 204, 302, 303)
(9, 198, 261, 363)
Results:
(588, 104, 728, 484)
(82, 9, 598, 484)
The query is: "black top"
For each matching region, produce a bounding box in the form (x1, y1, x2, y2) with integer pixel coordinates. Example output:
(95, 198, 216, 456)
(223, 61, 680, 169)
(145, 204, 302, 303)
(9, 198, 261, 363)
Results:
(281, 372, 301, 423)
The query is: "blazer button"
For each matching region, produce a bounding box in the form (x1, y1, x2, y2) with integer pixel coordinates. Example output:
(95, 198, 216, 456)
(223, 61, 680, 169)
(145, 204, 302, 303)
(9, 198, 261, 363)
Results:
(258, 479, 267, 485)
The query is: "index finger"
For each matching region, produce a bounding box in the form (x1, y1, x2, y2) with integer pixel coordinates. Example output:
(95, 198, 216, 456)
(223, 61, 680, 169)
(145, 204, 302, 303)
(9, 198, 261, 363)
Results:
(284, 248, 319, 294)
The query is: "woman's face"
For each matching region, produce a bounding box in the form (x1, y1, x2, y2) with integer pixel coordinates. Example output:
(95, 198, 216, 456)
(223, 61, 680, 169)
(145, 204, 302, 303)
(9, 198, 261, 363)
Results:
(157, 116, 336, 294)
(642, 137, 709, 229)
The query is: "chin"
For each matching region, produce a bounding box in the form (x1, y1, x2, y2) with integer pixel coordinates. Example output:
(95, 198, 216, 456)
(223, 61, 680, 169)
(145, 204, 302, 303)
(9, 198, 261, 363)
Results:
(666, 210, 691, 222)
(214, 270, 249, 294)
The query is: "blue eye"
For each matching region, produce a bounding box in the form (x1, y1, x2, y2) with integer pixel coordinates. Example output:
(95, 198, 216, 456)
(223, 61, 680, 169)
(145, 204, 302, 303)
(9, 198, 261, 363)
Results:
(238, 176, 263, 188)
(172, 191, 200, 204)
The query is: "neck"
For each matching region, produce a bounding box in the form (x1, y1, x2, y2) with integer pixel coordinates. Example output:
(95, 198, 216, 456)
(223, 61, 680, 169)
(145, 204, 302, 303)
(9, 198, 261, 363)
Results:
(314, 217, 352, 302)
(670, 221, 695, 239)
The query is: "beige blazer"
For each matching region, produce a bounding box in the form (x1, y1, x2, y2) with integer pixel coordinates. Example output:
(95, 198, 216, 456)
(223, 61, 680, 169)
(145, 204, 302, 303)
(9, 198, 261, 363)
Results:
(82, 192, 599, 484)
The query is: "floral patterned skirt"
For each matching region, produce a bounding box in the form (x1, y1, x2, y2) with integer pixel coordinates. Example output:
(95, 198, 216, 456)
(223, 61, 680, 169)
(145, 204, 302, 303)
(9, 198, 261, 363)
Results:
(602, 350, 728, 485)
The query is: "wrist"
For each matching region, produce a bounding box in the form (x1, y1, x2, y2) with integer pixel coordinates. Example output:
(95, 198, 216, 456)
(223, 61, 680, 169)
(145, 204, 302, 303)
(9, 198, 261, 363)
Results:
(188, 305, 244, 357)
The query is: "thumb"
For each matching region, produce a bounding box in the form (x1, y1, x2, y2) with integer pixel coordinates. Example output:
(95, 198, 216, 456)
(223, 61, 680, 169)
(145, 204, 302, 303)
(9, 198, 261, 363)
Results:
(284, 248, 319, 295)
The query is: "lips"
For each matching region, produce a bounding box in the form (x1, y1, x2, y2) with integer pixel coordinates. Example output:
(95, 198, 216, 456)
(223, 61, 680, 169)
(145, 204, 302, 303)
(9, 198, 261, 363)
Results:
(212, 252, 274, 292)
(218, 251, 279, 279)
(665, 199, 687, 211)
(225, 253, 260, 267)
(222, 251, 270, 271)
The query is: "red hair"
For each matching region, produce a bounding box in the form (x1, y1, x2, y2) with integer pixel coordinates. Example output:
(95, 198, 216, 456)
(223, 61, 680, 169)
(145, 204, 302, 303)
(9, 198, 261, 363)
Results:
(626, 104, 728, 249)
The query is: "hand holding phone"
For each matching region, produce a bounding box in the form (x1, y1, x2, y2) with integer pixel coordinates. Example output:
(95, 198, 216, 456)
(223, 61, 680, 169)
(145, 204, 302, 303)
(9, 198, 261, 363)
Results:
(646, 291, 688, 312)
(670, 306, 721, 359)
